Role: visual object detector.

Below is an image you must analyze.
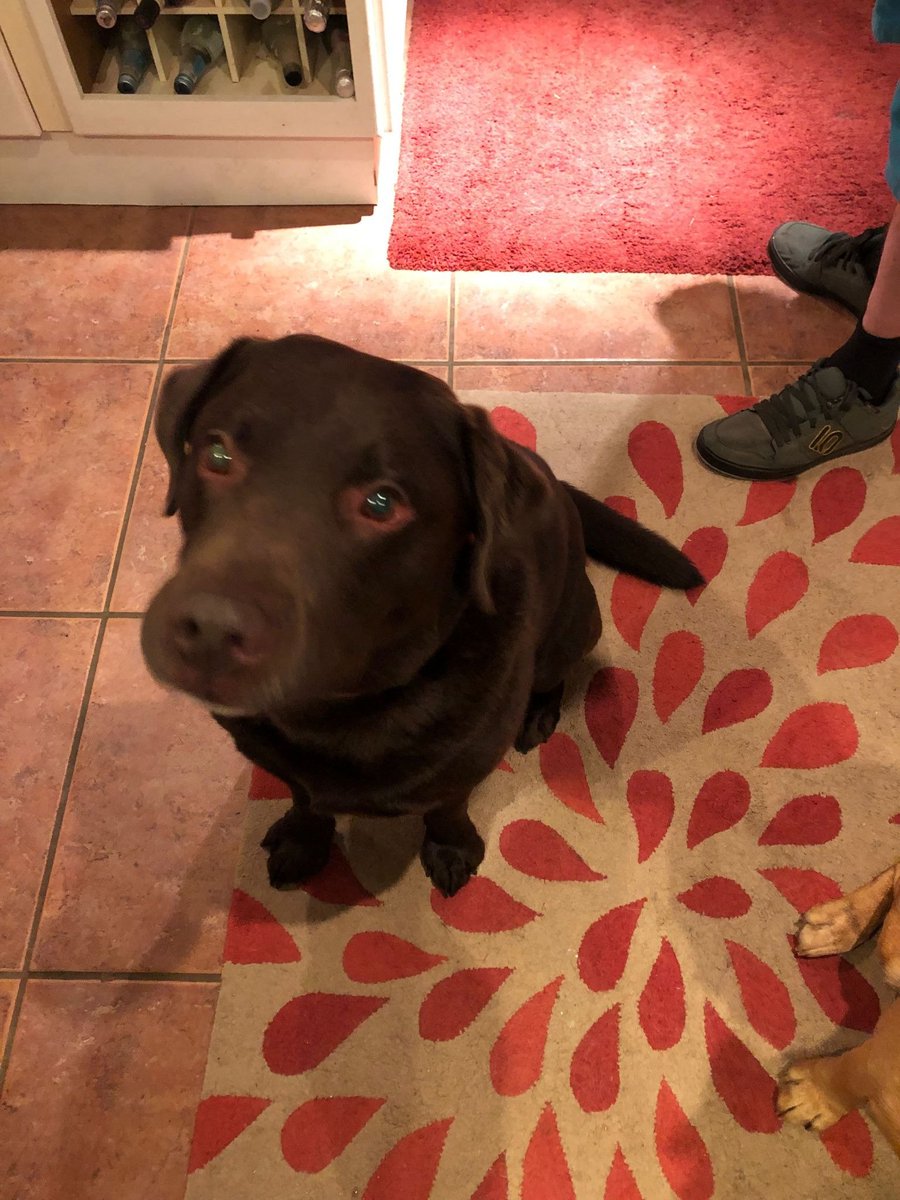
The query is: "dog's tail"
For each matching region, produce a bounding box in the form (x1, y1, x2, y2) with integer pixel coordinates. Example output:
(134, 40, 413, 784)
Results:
(564, 483, 704, 590)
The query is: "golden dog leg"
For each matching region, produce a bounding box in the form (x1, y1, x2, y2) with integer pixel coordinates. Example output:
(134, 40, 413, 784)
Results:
(795, 864, 900, 957)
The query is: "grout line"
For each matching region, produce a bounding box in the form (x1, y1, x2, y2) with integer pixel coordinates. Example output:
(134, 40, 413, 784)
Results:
(0, 356, 158, 365)
(103, 209, 195, 615)
(28, 970, 222, 984)
(726, 275, 753, 395)
(0, 611, 146, 620)
(0, 210, 198, 1095)
(449, 357, 747, 368)
(0, 971, 22, 980)
(0, 619, 106, 1092)
(446, 274, 457, 389)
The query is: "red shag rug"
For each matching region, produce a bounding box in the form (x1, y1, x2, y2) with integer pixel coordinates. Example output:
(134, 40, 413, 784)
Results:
(389, 0, 900, 273)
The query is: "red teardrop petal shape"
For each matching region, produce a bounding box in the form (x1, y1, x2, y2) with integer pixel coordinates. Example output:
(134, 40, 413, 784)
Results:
(818, 614, 899, 673)
(654, 1080, 715, 1200)
(725, 940, 796, 1051)
(540, 733, 603, 824)
(603, 495, 638, 521)
(738, 479, 797, 527)
(762, 703, 858, 769)
(490, 406, 537, 452)
(578, 900, 645, 991)
(703, 1003, 780, 1133)
(497, 758, 513, 773)
(570, 1005, 621, 1113)
(522, 1106, 576, 1200)
(301, 845, 380, 908)
(281, 1097, 385, 1173)
(789, 936, 880, 1033)
(431, 877, 538, 933)
(189, 1095, 271, 1173)
(811, 467, 867, 545)
(745, 552, 809, 639)
(639, 939, 685, 1051)
(627, 771, 675, 863)
(715, 394, 754, 414)
(263, 993, 387, 1075)
(604, 1147, 643, 1200)
(758, 794, 842, 847)
(223, 889, 301, 965)
(490, 977, 563, 1097)
(683, 527, 728, 604)
(628, 421, 683, 518)
(499, 819, 604, 882)
(419, 968, 512, 1042)
(677, 877, 751, 918)
(584, 666, 640, 768)
(249, 767, 291, 799)
(343, 932, 445, 984)
(653, 631, 704, 724)
(702, 668, 772, 734)
(891, 813, 900, 825)
(757, 867, 843, 912)
(611, 572, 662, 651)
(686, 772, 751, 850)
(821, 1111, 875, 1177)
(471, 1155, 509, 1200)
(851, 515, 900, 564)
(362, 1118, 453, 1200)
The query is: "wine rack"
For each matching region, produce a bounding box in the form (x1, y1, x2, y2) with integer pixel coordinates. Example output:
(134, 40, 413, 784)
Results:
(27, 0, 386, 138)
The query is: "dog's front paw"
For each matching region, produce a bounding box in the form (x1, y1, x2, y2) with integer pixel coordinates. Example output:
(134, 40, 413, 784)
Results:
(421, 835, 485, 898)
(514, 684, 564, 754)
(776, 1061, 848, 1131)
(796, 900, 861, 957)
(261, 815, 333, 890)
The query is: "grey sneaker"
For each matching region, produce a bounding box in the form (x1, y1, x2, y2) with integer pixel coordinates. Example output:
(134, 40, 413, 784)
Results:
(767, 222, 886, 318)
(696, 363, 900, 480)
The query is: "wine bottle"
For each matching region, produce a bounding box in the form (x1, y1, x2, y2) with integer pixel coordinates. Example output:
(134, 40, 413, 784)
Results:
(174, 16, 225, 95)
(247, 0, 274, 18)
(327, 21, 354, 98)
(261, 16, 304, 88)
(135, 0, 162, 29)
(117, 20, 153, 93)
(95, 0, 123, 29)
(304, 0, 331, 34)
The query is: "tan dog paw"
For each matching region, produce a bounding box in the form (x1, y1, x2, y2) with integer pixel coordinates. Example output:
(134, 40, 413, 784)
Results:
(776, 1061, 847, 1131)
(796, 901, 863, 957)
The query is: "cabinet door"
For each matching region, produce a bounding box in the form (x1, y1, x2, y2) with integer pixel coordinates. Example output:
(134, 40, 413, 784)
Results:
(0, 30, 40, 137)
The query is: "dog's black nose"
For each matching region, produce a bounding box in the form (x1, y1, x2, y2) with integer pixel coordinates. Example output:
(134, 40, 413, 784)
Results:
(170, 593, 267, 667)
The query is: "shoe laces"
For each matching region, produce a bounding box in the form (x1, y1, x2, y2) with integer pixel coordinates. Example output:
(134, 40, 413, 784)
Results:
(812, 225, 886, 277)
(752, 366, 864, 447)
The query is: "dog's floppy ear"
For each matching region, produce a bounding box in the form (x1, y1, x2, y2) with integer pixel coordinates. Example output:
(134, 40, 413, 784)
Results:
(461, 404, 550, 613)
(155, 338, 254, 516)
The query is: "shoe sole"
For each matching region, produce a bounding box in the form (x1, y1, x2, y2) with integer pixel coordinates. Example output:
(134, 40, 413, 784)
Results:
(766, 235, 867, 320)
(694, 425, 895, 481)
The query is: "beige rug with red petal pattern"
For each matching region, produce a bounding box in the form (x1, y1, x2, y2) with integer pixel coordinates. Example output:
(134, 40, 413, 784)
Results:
(185, 392, 900, 1200)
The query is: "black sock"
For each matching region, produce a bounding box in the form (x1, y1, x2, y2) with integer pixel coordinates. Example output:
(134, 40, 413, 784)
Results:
(824, 322, 900, 403)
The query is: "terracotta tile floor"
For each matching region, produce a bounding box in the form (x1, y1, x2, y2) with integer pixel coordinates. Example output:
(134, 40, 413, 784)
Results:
(0, 201, 848, 1200)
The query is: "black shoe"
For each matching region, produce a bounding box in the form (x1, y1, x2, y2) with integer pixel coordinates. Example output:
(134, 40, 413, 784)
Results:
(696, 363, 900, 481)
(767, 222, 886, 319)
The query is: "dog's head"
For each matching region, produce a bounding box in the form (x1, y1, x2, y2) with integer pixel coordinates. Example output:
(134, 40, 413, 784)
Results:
(141, 335, 547, 716)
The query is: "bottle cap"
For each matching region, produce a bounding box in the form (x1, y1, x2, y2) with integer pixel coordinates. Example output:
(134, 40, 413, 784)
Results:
(96, 5, 119, 29)
(118, 72, 139, 94)
(283, 63, 303, 87)
(249, 0, 271, 17)
(335, 70, 354, 98)
(174, 70, 196, 94)
(305, 11, 327, 33)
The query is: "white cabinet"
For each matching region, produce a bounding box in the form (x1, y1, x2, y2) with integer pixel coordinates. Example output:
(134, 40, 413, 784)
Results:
(0, 30, 40, 137)
(0, 0, 405, 204)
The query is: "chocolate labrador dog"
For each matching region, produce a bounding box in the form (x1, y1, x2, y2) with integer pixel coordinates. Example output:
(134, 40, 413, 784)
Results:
(142, 335, 702, 896)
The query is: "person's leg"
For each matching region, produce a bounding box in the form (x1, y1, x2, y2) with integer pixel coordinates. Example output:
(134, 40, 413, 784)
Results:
(860, 202, 900, 337)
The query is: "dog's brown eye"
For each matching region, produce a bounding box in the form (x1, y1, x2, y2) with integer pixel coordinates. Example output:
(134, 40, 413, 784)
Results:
(362, 489, 396, 521)
(203, 435, 232, 475)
